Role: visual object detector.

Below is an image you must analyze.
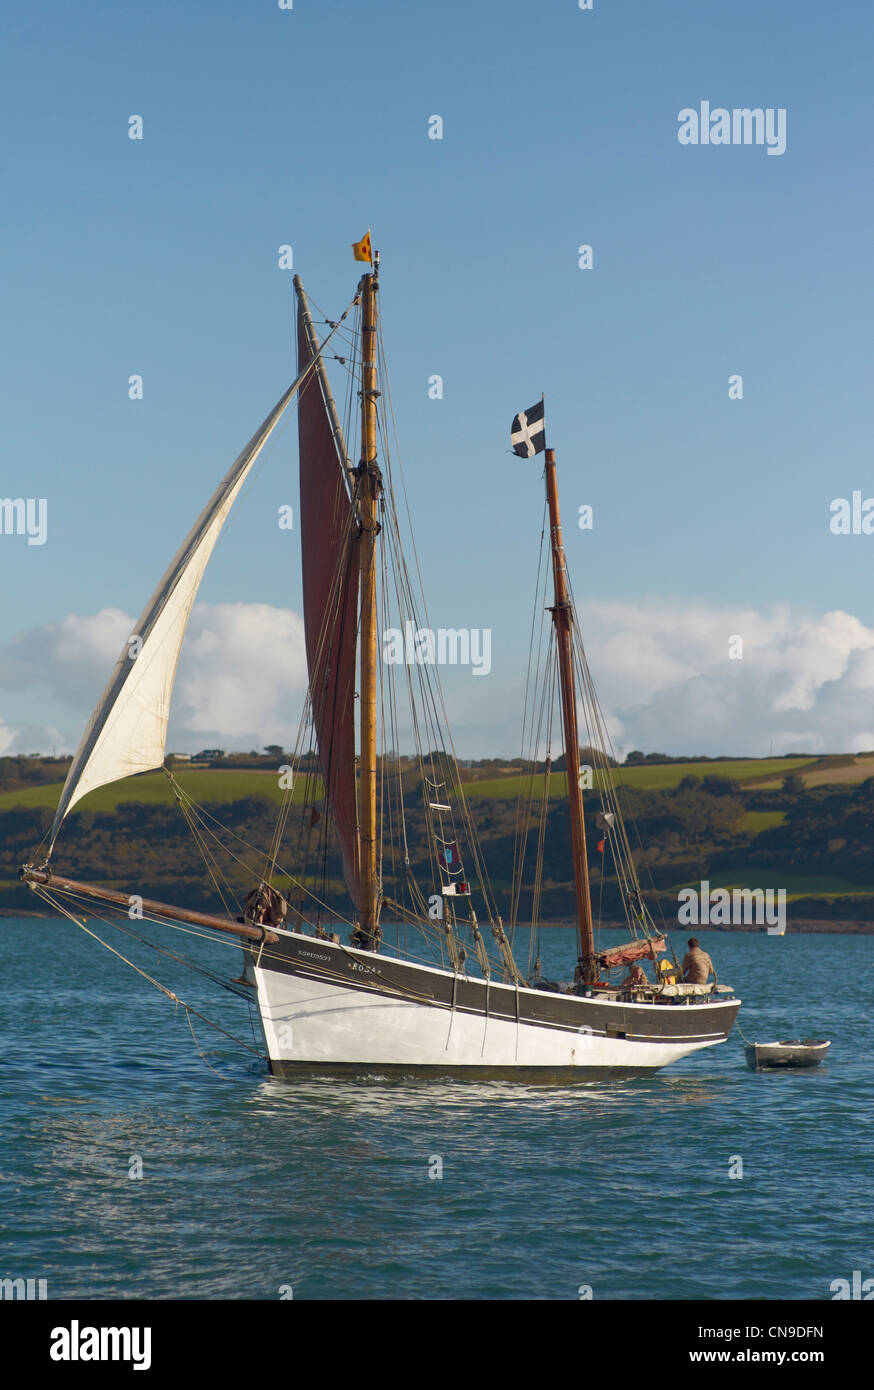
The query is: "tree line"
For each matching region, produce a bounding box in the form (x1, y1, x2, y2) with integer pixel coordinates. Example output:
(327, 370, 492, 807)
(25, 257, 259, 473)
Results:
(3, 770, 869, 921)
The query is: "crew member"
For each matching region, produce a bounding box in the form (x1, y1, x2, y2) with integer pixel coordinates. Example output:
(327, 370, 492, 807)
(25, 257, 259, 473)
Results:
(682, 937, 714, 984)
(243, 883, 288, 928)
(620, 961, 647, 989)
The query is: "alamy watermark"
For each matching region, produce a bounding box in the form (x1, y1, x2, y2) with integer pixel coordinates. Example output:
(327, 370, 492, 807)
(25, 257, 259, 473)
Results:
(1, 1276, 47, 1299)
(830, 492, 874, 534)
(0, 497, 47, 545)
(678, 879, 786, 932)
(830, 1270, 874, 1299)
(382, 622, 491, 676)
(678, 102, 786, 156)
(50, 1322, 151, 1370)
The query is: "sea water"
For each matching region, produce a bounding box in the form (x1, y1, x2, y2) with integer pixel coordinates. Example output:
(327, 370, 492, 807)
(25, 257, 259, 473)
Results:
(1, 918, 871, 1300)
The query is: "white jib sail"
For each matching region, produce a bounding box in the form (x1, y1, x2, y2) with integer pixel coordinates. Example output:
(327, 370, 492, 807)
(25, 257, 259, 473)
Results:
(49, 367, 317, 850)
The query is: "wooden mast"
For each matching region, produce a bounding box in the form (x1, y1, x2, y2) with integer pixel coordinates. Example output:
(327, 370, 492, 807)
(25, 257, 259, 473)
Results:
(544, 446, 596, 974)
(357, 266, 381, 949)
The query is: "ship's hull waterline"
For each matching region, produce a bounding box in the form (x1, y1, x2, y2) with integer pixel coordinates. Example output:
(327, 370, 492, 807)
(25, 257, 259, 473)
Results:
(243, 931, 740, 1079)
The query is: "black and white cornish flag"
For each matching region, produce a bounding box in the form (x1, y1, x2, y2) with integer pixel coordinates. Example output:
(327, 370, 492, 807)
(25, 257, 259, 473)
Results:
(510, 400, 546, 458)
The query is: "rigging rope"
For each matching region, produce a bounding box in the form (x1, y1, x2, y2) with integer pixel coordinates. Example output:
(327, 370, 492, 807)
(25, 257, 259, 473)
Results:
(33, 886, 265, 1061)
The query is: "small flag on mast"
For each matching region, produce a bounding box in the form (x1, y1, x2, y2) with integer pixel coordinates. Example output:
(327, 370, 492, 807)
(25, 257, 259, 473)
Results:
(511, 400, 546, 457)
(438, 842, 460, 872)
(352, 230, 373, 263)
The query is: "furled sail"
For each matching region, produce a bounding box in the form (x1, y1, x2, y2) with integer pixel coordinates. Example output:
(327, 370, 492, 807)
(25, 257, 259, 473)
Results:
(598, 937, 666, 968)
(296, 287, 361, 908)
(49, 373, 313, 851)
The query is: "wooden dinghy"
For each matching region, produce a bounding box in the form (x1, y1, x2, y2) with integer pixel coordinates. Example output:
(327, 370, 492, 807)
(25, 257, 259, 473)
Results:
(745, 1039, 831, 1070)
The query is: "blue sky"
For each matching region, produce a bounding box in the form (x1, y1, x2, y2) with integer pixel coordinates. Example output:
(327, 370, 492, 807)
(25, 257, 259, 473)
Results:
(3, 0, 874, 758)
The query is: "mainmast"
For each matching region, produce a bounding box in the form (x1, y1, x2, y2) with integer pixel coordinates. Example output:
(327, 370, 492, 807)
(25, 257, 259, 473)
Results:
(356, 266, 382, 949)
(544, 446, 596, 974)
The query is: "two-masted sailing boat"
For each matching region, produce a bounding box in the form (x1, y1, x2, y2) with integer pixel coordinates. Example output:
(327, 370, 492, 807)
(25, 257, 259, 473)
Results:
(22, 241, 740, 1077)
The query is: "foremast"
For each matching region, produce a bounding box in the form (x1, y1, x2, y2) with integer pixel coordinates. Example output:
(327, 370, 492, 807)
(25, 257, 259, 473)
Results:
(356, 266, 382, 950)
(544, 447, 596, 977)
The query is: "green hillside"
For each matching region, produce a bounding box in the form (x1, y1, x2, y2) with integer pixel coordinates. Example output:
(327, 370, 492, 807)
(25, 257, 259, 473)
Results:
(3, 754, 874, 925)
(461, 757, 816, 800)
(0, 769, 320, 813)
(681, 870, 873, 899)
(0, 756, 828, 814)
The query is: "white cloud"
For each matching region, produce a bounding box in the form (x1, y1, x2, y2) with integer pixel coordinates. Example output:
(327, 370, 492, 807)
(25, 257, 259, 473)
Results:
(1, 598, 873, 759)
(0, 607, 132, 708)
(0, 603, 308, 755)
(171, 602, 308, 747)
(0, 719, 66, 756)
(575, 601, 874, 757)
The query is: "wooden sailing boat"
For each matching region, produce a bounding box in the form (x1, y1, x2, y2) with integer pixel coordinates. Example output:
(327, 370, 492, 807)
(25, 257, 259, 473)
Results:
(22, 246, 740, 1077)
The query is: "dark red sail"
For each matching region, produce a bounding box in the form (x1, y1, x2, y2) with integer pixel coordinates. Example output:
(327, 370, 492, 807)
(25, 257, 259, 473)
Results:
(297, 304, 361, 908)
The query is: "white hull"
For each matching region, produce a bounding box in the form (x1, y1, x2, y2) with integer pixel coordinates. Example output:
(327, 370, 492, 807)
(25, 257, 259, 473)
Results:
(250, 952, 734, 1075)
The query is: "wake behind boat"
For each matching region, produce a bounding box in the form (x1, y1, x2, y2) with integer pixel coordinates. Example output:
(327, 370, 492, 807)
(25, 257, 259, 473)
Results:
(22, 242, 740, 1077)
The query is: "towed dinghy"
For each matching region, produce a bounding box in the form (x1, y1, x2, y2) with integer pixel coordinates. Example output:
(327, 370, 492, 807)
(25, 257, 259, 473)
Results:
(745, 1039, 831, 1070)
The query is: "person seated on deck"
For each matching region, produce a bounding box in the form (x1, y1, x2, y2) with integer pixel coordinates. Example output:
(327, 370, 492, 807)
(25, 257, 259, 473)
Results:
(656, 957, 677, 986)
(682, 937, 714, 985)
(620, 961, 647, 990)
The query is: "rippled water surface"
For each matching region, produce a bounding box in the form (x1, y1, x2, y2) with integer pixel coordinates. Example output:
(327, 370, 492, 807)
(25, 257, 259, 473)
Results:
(1, 919, 871, 1299)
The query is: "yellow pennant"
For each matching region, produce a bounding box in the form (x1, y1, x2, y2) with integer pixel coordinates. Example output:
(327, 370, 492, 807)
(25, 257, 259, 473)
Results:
(352, 230, 372, 263)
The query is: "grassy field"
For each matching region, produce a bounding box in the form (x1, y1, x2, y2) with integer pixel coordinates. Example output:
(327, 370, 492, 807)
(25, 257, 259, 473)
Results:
(753, 754, 874, 790)
(460, 757, 816, 800)
(737, 810, 786, 832)
(0, 769, 322, 813)
(0, 755, 853, 815)
(679, 870, 874, 899)
(0, 761, 822, 811)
